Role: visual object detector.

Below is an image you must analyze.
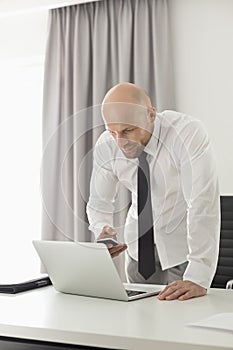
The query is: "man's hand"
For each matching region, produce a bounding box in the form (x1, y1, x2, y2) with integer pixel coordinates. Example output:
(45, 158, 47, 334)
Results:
(97, 225, 127, 258)
(158, 280, 207, 301)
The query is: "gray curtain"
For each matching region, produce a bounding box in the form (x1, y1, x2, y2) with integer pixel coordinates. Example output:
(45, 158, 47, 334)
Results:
(41, 0, 174, 278)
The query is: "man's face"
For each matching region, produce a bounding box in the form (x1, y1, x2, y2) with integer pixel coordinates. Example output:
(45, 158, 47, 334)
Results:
(103, 103, 155, 159)
(106, 122, 150, 158)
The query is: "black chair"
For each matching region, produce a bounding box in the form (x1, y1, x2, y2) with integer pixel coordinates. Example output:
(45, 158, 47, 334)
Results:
(211, 196, 233, 288)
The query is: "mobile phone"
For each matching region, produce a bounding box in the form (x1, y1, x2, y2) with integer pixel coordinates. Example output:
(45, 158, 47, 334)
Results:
(97, 238, 119, 246)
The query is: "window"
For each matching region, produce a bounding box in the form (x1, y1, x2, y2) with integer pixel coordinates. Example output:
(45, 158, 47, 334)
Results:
(0, 58, 44, 282)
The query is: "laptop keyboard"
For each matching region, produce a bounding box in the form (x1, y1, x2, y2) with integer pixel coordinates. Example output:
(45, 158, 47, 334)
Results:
(125, 289, 146, 297)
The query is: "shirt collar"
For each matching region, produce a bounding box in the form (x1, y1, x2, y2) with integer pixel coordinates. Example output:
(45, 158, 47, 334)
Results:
(144, 113, 161, 157)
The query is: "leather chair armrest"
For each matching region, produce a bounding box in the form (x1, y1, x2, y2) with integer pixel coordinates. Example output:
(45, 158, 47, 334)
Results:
(226, 279, 233, 289)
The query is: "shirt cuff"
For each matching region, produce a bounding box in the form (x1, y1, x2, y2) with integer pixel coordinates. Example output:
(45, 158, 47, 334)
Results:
(183, 260, 214, 289)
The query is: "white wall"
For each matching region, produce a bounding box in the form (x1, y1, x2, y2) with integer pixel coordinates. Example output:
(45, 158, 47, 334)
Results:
(0, 11, 48, 62)
(168, 0, 233, 194)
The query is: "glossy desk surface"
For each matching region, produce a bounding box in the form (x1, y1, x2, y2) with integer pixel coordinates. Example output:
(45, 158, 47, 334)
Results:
(0, 284, 233, 349)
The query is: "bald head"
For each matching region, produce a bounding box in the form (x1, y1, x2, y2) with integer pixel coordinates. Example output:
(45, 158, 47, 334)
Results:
(103, 82, 151, 107)
(102, 82, 155, 126)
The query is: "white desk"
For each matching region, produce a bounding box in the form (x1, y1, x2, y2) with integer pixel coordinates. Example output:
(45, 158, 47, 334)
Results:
(0, 284, 233, 350)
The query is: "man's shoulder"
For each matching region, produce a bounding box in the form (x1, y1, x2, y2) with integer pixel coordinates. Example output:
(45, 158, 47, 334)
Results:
(96, 129, 112, 144)
(159, 110, 197, 128)
(159, 110, 206, 135)
(94, 130, 118, 163)
(160, 110, 210, 161)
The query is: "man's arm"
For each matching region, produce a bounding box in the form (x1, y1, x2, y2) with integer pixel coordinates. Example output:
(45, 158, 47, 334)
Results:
(159, 119, 220, 301)
(86, 161, 118, 237)
(86, 138, 127, 257)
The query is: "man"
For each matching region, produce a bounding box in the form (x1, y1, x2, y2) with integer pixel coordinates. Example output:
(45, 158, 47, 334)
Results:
(86, 82, 220, 301)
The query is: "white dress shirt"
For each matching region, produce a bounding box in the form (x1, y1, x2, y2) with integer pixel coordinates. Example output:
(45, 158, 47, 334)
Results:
(86, 110, 221, 288)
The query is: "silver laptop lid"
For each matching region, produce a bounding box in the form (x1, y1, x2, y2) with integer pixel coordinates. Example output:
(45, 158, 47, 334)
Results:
(33, 240, 129, 301)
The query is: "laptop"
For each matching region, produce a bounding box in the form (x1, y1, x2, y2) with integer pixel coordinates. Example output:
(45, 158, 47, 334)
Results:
(33, 240, 161, 301)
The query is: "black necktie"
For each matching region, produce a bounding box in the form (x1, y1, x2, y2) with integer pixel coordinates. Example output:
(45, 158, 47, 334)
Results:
(138, 151, 156, 279)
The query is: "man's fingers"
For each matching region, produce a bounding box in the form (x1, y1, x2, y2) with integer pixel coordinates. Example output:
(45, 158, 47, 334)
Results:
(163, 288, 187, 300)
(97, 226, 117, 240)
(158, 280, 207, 301)
(178, 291, 193, 301)
(96, 226, 127, 256)
(109, 244, 127, 254)
(178, 287, 206, 301)
(158, 285, 180, 300)
(103, 225, 117, 236)
(159, 281, 178, 293)
(109, 244, 127, 258)
(158, 281, 179, 297)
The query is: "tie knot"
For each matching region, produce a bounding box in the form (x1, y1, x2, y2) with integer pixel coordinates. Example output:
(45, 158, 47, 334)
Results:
(138, 151, 147, 163)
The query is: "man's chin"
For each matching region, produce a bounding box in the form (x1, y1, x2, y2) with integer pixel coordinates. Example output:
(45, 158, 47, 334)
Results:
(122, 148, 142, 159)
(123, 153, 137, 159)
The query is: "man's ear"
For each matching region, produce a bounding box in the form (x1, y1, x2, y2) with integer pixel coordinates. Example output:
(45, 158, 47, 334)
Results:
(148, 106, 156, 122)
